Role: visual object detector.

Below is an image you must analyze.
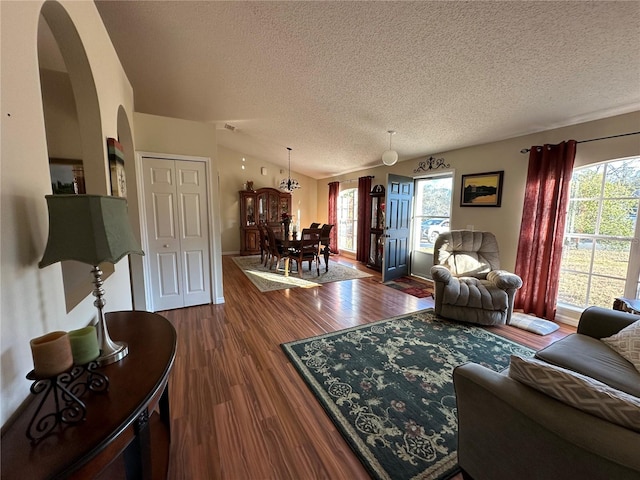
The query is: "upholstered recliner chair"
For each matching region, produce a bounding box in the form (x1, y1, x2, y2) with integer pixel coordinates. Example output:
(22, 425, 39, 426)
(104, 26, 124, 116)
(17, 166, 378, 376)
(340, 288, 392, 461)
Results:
(430, 230, 522, 326)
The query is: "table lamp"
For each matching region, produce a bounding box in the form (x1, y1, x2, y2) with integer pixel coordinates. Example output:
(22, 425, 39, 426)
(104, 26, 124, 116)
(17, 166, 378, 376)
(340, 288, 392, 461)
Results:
(39, 194, 144, 366)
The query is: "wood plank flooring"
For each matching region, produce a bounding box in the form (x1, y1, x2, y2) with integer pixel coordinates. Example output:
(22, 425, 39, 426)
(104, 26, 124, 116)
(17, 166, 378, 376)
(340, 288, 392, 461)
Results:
(160, 255, 575, 480)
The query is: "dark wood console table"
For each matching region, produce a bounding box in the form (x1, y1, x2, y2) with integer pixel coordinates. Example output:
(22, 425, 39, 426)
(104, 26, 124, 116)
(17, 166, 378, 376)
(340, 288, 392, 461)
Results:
(1, 311, 176, 479)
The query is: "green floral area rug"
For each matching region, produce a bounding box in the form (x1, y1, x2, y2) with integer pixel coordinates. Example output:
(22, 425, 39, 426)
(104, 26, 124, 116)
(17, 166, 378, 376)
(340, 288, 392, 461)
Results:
(232, 255, 372, 292)
(281, 309, 534, 480)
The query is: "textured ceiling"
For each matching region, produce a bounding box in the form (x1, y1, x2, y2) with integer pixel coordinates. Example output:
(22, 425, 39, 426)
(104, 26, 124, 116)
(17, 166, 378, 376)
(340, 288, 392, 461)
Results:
(94, 1, 640, 179)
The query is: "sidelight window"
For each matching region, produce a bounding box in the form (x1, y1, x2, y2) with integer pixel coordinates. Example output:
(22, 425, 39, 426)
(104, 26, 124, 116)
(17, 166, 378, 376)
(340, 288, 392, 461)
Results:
(338, 187, 358, 252)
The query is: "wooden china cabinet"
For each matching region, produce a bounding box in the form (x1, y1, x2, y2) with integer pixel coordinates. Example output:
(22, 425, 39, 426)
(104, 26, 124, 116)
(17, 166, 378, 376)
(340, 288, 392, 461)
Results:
(239, 187, 291, 255)
(367, 184, 385, 271)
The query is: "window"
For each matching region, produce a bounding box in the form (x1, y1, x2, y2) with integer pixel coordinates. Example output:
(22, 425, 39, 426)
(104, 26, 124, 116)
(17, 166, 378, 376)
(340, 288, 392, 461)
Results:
(558, 157, 640, 310)
(412, 176, 453, 251)
(410, 175, 453, 280)
(337, 187, 358, 252)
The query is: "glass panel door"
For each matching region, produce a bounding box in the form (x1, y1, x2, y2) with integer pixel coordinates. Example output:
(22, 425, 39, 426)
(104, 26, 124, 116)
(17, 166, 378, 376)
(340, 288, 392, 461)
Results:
(268, 192, 279, 222)
(245, 196, 255, 225)
(257, 192, 267, 224)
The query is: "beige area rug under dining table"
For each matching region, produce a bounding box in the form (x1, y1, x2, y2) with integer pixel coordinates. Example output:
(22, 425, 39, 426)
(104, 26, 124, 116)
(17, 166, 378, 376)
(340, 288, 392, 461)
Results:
(231, 255, 373, 292)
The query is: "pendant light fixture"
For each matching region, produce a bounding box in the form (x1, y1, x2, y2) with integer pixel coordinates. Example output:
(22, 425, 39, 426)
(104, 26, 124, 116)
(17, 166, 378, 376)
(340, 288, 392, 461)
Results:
(279, 147, 301, 192)
(382, 130, 398, 166)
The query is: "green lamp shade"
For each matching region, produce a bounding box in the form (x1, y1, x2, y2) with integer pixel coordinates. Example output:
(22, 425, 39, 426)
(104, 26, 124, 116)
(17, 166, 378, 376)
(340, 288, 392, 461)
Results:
(39, 194, 144, 268)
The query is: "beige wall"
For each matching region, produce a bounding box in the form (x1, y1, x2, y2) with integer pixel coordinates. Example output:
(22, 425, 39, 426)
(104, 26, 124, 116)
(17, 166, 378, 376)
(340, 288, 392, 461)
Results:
(40, 69, 83, 160)
(133, 112, 224, 304)
(217, 145, 318, 254)
(1, 1, 135, 424)
(318, 111, 640, 272)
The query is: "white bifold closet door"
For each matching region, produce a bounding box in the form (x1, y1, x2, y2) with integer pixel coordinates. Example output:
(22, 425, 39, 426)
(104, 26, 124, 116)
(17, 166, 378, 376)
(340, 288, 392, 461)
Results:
(142, 157, 211, 311)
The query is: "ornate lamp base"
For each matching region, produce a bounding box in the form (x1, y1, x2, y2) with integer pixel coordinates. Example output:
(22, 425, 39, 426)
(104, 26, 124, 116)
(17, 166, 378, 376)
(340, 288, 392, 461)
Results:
(91, 265, 129, 366)
(96, 341, 128, 367)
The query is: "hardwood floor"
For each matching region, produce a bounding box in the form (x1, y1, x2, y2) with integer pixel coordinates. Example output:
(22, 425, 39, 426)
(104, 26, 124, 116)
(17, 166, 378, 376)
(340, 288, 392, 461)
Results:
(160, 255, 575, 480)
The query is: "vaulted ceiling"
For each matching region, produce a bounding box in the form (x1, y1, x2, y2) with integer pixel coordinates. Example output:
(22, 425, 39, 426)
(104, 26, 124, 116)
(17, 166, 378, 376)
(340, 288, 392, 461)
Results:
(94, 1, 640, 179)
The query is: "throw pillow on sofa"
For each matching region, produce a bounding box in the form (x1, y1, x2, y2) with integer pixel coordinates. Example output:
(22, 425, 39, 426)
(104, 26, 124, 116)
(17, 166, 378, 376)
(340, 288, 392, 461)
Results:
(601, 319, 640, 372)
(508, 355, 640, 432)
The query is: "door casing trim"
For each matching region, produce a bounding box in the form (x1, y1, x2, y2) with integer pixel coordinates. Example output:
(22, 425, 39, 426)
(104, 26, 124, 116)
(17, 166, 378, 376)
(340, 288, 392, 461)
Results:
(135, 151, 224, 311)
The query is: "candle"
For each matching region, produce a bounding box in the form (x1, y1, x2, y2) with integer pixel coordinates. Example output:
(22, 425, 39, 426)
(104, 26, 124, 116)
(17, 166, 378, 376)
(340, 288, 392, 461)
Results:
(68, 326, 100, 365)
(30, 331, 73, 378)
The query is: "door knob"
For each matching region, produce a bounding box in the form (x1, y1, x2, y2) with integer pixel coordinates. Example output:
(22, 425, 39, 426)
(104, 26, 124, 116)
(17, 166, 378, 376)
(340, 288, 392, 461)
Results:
(163, 244, 169, 248)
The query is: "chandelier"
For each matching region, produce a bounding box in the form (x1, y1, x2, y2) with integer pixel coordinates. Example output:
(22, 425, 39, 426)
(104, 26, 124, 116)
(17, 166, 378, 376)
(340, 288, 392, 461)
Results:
(382, 130, 398, 166)
(279, 147, 301, 192)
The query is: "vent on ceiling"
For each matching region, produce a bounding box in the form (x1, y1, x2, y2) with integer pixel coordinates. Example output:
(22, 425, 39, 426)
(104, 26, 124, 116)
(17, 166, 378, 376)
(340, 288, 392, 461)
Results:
(224, 123, 237, 132)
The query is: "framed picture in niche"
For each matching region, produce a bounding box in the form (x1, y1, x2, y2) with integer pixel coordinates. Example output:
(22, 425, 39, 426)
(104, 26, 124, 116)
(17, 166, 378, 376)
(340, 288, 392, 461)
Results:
(49, 158, 85, 195)
(460, 171, 504, 207)
(107, 137, 126, 197)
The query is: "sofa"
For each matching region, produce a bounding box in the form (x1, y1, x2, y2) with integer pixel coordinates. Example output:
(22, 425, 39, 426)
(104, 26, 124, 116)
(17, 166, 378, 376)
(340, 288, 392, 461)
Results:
(431, 230, 522, 326)
(453, 306, 640, 480)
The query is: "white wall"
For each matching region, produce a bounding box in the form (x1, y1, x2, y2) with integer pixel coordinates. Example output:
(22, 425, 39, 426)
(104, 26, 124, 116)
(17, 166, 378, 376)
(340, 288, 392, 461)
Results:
(318, 111, 640, 272)
(0, 1, 135, 425)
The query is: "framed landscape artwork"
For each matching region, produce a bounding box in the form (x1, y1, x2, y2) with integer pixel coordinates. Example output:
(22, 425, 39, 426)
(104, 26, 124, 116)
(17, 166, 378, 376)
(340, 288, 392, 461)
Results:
(49, 158, 86, 195)
(460, 171, 504, 207)
(107, 137, 127, 197)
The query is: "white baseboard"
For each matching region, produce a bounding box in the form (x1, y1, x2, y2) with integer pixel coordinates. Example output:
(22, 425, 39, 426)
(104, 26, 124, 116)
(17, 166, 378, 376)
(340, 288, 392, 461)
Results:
(555, 304, 583, 327)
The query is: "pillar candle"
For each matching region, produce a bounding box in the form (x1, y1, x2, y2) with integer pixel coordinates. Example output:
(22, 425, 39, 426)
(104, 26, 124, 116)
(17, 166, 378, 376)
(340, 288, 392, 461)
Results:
(68, 326, 100, 365)
(30, 331, 73, 378)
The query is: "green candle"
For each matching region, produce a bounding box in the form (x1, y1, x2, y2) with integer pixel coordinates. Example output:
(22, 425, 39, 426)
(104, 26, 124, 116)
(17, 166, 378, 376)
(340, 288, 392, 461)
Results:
(68, 326, 100, 365)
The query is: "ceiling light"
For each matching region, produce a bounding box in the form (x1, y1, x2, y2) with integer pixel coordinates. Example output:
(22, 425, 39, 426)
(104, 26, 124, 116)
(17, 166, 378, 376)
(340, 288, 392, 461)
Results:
(279, 147, 301, 192)
(382, 130, 398, 166)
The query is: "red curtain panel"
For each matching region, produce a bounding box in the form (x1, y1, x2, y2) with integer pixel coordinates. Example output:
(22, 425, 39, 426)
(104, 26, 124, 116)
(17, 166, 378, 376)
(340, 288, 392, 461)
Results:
(356, 176, 373, 263)
(514, 140, 577, 319)
(328, 181, 340, 254)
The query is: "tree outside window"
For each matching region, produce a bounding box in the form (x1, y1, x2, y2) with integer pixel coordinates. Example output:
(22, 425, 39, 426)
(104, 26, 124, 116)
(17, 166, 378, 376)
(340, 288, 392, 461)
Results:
(558, 157, 640, 309)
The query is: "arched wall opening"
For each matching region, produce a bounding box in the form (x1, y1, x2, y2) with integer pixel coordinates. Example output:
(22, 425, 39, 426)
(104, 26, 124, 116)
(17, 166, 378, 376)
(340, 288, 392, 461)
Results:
(116, 106, 147, 310)
(38, 1, 113, 312)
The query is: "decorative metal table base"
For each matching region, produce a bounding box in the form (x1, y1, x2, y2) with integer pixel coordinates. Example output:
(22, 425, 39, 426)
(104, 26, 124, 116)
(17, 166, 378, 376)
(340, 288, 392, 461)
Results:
(26, 362, 109, 442)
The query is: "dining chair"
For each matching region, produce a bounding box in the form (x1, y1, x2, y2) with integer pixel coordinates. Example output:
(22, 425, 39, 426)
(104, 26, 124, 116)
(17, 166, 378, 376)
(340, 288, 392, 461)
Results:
(318, 224, 333, 271)
(310, 222, 321, 229)
(257, 223, 270, 265)
(290, 228, 321, 277)
(265, 225, 289, 271)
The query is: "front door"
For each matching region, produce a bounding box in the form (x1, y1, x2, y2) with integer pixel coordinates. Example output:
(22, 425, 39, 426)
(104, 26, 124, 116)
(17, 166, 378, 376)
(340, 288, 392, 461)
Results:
(142, 157, 211, 311)
(382, 174, 413, 282)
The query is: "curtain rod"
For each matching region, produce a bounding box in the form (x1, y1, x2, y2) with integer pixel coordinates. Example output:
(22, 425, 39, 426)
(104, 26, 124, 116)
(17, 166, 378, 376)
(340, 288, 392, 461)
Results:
(520, 131, 640, 154)
(339, 175, 374, 184)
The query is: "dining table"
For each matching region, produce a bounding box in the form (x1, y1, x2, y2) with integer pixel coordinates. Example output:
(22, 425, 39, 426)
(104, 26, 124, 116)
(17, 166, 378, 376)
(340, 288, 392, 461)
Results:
(275, 228, 330, 276)
(275, 232, 304, 277)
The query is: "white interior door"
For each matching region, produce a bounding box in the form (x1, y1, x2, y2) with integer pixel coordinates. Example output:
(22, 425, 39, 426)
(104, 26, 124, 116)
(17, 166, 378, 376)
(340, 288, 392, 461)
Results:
(142, 157, 211, 311)
(176, 160, 211, 307)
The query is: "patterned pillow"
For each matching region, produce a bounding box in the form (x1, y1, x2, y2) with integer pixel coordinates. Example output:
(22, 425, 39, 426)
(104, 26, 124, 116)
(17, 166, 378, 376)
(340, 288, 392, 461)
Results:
(508, 355, 640, 432)
(601, 320, 640, 372)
